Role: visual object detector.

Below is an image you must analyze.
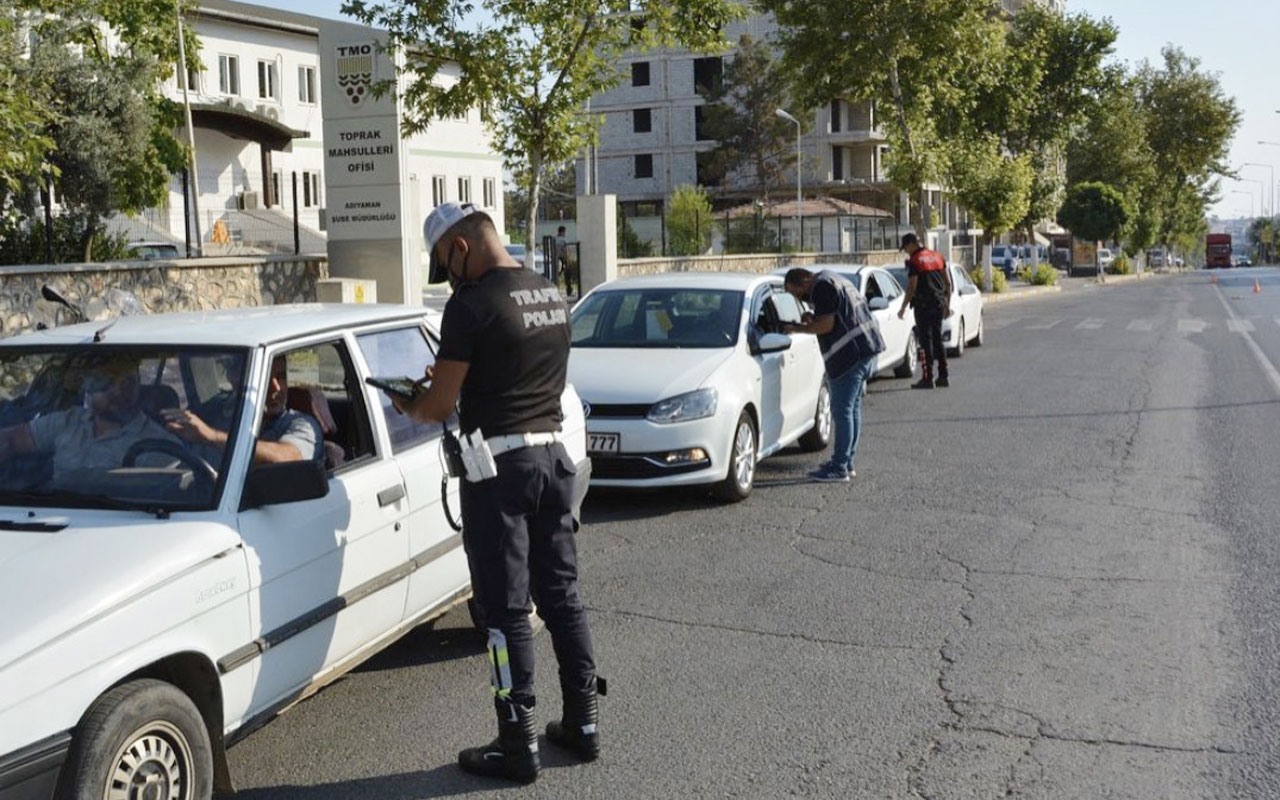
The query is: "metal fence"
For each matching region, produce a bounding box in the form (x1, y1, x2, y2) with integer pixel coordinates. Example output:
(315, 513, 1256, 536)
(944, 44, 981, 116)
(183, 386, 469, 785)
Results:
(617, 208, 906, 259)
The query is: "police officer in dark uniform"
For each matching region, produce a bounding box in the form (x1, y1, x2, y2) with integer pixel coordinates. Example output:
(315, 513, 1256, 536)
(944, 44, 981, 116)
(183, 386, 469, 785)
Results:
(396, 202, 600, 784)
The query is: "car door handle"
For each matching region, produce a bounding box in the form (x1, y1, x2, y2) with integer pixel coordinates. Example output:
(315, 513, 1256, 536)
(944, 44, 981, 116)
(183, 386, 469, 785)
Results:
(377, 483, 406, 507)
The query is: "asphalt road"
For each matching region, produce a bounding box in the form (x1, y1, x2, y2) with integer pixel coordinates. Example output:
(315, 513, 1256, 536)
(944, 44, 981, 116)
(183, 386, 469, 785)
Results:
(228, 268, 1280, 799)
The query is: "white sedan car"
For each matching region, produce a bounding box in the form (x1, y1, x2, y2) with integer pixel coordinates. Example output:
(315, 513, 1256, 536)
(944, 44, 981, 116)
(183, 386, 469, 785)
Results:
(774, 265, 920, 380)
(886, 263, 985, 356)
(569, 273, 831, 501)
(0, 304, 588, 800)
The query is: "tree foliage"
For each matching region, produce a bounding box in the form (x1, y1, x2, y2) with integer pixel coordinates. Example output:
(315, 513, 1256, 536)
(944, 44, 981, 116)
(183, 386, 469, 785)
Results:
(0, 13, 54, 206)
(1057, 181, 1132, 244)
(664, 184, 712, 256)
(697, 34, 798, 200)
(946, 134, 1034, 241)
(345, 0, 740, 268)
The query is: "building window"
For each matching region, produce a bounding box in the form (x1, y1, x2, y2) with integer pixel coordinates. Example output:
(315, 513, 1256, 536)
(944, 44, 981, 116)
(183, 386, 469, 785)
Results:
(693, 57, 722, 95)
(301, 171, 321, 208)
(830, 100, 841, 133)
(832, 146, 843, 181)
(218, 54, 239, 96)
(633, 108, 652, 133)
(696, 151, 720, 187)
(298, 65, 317, 104)
(695, 106, 711, 141)
(175, 63, 199, 92)
(457, 176, 472, 204)
(257, 60, 278, 101)
(482, 177, 496, 208)
(271, 170, 283, 207)
(432, 175, 447, 207)
(635, 154, 653, 179)
(631, 62, 650, 87)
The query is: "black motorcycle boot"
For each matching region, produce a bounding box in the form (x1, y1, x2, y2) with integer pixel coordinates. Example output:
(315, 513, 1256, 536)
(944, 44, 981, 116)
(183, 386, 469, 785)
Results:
(912, 359, 935, 390)
(936, 355, 950, 387)
(458, 698, 540, 783)
(546, 677, 602, 761)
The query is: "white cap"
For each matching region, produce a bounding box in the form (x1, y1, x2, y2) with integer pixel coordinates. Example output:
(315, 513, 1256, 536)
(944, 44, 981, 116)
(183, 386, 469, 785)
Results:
(423, 202, 480, 284)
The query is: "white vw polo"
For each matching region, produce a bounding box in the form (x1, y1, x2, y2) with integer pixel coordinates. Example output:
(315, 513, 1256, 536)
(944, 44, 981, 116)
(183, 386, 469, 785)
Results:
(0, 304, 588, 800)
(568, 273, 832, 501)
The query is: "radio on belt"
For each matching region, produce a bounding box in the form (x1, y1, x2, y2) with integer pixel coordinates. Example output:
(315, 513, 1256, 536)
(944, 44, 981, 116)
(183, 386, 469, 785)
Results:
(459, 430, 498, 482)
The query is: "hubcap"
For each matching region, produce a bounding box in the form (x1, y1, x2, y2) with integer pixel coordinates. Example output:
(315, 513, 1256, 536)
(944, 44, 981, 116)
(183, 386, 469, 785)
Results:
(105, 723, 192, 800)
(733, 421, 756, 491)
(817, 387, 832, 443)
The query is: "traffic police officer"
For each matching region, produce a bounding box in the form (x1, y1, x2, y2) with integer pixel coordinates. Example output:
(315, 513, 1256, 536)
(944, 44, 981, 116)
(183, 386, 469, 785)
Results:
(397, 202, 601, 783)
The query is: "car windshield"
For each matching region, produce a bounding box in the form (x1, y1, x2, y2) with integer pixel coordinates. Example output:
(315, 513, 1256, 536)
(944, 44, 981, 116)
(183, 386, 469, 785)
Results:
(887, 267, 908, 288)
(571, 288, 744, 349)
(0, 346, 249, 512)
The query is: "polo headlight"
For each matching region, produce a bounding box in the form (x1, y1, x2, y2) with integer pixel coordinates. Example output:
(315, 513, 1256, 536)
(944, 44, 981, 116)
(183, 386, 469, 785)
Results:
(647, 388, 718, 423)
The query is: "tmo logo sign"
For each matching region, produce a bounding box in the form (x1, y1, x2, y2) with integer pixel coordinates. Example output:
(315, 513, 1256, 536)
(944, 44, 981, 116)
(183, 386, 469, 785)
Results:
(335, 42, 375, 106)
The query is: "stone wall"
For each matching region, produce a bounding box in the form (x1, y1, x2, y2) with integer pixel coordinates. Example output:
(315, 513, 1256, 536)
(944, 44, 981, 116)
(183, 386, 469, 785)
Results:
(0, 255, 328, 337)
(616, 250, 901, 278)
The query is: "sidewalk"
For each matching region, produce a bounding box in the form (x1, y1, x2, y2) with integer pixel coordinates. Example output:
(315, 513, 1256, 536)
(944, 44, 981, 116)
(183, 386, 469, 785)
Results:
(979, 269, 1163, 306)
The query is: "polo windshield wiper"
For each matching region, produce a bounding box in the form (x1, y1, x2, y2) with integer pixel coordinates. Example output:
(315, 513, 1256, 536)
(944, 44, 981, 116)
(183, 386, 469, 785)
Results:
(0, 488, 176, 519)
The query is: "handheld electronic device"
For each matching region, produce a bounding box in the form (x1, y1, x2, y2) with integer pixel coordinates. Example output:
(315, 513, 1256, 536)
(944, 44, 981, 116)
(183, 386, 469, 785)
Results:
(365, 375, 428, 402)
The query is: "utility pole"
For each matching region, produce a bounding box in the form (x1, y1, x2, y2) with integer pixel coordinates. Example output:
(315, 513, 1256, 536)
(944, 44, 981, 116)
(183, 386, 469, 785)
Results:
(176, 7, 203, 256)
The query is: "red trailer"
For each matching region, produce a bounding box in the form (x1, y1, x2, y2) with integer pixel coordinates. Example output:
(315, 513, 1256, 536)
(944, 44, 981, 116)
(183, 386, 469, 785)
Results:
(1206, 234, 1232, 269)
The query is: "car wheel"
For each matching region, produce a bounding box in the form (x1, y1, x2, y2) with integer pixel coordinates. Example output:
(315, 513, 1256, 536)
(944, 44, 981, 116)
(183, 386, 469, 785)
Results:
(59, 679, 212, 800)
(971, 314, 984, 347)
(714, 412, 757, 503)
(949, 321, 965, 358)
(893, 333, 918, 378)
(798, 381, 832, 452)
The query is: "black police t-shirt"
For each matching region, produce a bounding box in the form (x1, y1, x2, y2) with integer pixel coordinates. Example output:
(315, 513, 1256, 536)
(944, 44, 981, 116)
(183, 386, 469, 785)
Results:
(436, 266, 569, 436)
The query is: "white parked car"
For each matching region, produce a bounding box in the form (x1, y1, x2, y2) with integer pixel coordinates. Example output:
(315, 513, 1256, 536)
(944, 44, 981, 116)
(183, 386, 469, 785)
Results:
(0, 304, 588, 800)
(568, 273, 831, 501)
(1097, 248, 1116, 271)
(887, 264, 985, 357)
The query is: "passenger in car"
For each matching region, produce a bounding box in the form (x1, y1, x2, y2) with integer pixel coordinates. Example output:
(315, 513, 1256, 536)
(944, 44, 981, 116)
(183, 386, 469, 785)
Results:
(162, 355, 322, 464)
(0, 353, 178, 479)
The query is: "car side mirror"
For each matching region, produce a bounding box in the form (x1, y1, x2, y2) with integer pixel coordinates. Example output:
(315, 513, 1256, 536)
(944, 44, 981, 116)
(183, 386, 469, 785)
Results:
(752, 332, 792, 354)
(867, 297, 890, 311)
(240, 459, 329, 511)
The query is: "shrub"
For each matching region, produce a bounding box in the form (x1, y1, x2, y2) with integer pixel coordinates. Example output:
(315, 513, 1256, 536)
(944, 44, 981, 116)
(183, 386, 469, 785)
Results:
(969, 264, 1007, 293)
(1015, 265, 1032, 283)
(663, 184, 712, 256)
(1030, 264, 1057, 286)
(1109, 254, 1132, 275)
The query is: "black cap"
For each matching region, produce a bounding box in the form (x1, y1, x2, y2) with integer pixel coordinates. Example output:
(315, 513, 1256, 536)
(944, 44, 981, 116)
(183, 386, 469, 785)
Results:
(900, 232, 919, 251)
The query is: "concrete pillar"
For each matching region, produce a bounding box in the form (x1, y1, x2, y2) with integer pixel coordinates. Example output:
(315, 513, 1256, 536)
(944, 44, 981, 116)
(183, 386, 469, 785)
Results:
(577, 194, 617, 295)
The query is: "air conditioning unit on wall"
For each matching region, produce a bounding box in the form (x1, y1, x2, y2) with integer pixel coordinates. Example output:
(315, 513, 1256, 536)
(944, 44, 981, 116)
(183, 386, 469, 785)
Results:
(239, 191, 260, 210)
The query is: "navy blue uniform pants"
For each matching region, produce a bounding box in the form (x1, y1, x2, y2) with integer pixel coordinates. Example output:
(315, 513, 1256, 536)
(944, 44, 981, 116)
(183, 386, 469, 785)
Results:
(459, 442, 596, 706)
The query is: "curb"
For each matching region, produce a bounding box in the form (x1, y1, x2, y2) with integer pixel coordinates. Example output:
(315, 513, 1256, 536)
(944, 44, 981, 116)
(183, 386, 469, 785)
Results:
(980, 285, 1062, 305)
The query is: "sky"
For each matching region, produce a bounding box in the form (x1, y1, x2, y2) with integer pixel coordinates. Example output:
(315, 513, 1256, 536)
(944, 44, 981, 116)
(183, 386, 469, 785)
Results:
(260, 0, 1280, 221)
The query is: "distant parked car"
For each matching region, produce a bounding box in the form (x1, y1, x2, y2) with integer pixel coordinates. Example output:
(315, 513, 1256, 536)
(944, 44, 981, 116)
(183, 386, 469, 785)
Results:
(504, 243, 546, 274)
(1097, 248, 1116, 271)
(127, 241, 181, 260)
(1147, 250, 1165, 268)
(990, 245, 1023, 278)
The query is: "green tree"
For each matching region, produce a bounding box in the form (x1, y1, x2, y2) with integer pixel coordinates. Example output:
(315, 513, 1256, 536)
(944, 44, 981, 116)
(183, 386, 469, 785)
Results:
(1135, 47, 1240, 251)
(1058, 182, 1132, 244)
(345, 0, 740, 269)
(698, 34, 799, 199)
(947, 135, 1034, 244)
(664, 185, 712, 256)
(760, 0, 1003, 227)
(0, 13, 54, 209)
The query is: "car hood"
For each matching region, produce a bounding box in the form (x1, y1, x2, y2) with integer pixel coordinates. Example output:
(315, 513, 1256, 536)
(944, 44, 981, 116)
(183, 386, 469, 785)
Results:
(0, 515, 240, 673)
(569, 347, 734, 404)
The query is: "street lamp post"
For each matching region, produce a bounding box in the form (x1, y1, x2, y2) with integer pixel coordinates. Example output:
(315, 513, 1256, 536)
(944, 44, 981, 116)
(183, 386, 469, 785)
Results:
(776, 108, 802, 244)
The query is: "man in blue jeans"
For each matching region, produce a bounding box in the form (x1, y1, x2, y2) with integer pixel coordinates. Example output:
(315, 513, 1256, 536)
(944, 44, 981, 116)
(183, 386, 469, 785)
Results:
(783, 268, 886, 483)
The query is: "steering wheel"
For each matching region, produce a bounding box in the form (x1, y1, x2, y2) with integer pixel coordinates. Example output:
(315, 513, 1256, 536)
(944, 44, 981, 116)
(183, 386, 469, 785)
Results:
(123, 438, 218, 489)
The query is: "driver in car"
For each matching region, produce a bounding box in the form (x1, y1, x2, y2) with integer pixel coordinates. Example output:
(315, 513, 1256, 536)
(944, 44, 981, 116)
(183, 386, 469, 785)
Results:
(0, 353, 177, 479)
(162, 355, 322, 464)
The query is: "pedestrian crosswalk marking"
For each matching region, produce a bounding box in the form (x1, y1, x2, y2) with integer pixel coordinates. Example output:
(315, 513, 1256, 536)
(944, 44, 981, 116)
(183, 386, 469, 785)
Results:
(1177, 319, 1208, 333)
(1127, 320, 1155, 331)
(1025, 319, 1062, 330)
(1228, 319, 1256, 333)
(1076, 318, 1105, 330)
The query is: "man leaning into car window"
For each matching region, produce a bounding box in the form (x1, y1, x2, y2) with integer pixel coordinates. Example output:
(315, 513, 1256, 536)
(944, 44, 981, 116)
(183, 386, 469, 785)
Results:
(162, 355, 322, 464)
(0, 354, 176, 479)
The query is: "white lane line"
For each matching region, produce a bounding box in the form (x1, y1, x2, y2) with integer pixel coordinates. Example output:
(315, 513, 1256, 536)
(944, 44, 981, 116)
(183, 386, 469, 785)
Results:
(1025, 319, 1062, 330)
(1178, 319, 1208, 333)
(1228, 319, 1256, 333)
(1075, 318, 1105, 330)
(1214, 286, 1280, 398)
(1127, 319, 1155, 332)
